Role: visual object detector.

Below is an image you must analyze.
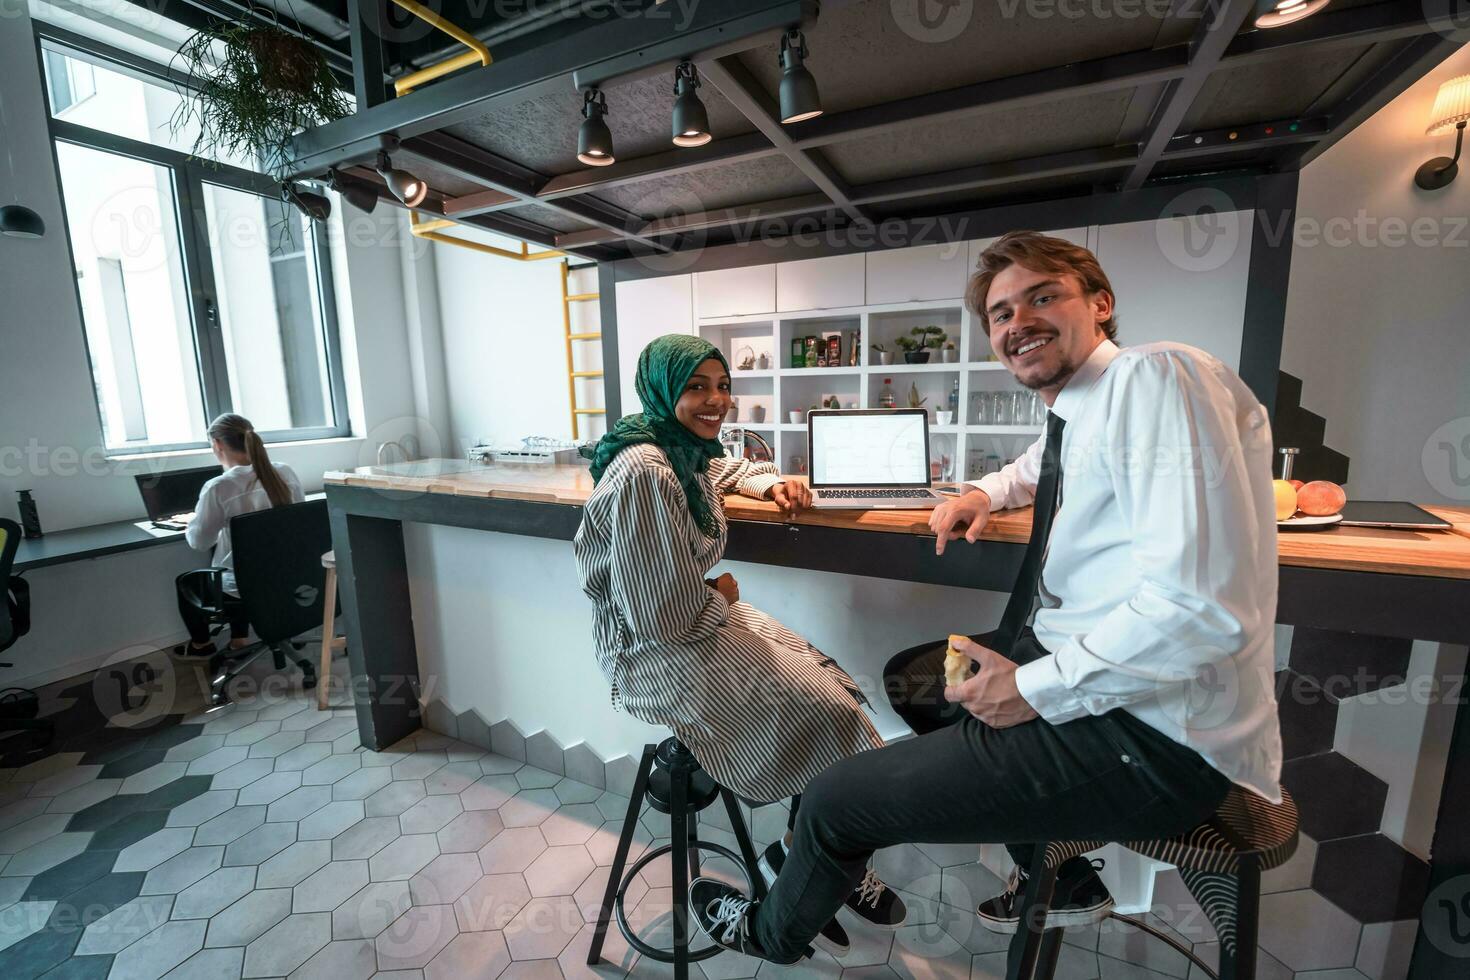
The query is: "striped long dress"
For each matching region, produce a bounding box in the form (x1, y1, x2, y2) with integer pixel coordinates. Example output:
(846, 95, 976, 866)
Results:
(574, 444, 883, 802)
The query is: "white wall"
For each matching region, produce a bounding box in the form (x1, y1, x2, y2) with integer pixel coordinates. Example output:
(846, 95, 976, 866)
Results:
(431, 225, 603, 451)
(1282, 44, 1470, 504)
(0, 4, 425, 687)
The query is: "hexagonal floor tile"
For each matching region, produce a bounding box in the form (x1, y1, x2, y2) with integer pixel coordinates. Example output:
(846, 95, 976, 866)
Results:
(209, 759, 276, 792)
(299, 801, 366, 841)
(258, 840, 334, 889)
(223, 721, 281, 747)
(171, 865, 257, 920)
(408, 853, 483, 906)
(108, 918, 207, 980)
(365, 780, 428, 819)
(267, 786, 334, 824)
(540, 805, 602, 847)
(45, 778, 123, 815)
(194, 804, 268, 847)
(204, 887, 293, 948)
(504, 895, 582, 960)
(160, 945, 244, 980)
(294, 859, 370, 913)
(368, 834, 439, 882)
(331, 816, 402, 862)
(74, 894, 175, 955)
(4, 830, 92, 877)
(454, 873, 532, 933)
(237, 770, 303, 807)
(500, 790, 560, 829)
(478, 827, 547, 875)
(272, 741, 332, 772)
(524, 846, 596, 898)
(424, 763, 480, 797)
(223, 820, 298, 867)
(460, 775, 520, 812)
(375, 903, 460, 970)
(423, 928, 510, 980)
(301, 754, 362, 787)
(436, 810, 505, 855)
(242, 910, 331, 977)
(399, 795, 463, 836)
(391, 753, 449, 782)
(140, 845, 225, 896)
(163, 791, 238, 828)
(331, 879, 411, 940)
(115, 827, 196, 873)
(331, 767, 393, 803)
(287, 937, 377, 980)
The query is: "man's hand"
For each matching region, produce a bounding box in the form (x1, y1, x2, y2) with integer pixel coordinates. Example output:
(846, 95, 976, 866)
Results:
(943, 636, 1039, 728)
(711, 572, 740, 606)
(929, 489, 992, 555)
(769, 479, 812, 518)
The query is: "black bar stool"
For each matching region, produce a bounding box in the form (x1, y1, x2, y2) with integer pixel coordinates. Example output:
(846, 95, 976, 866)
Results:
(587, 737, 766, 980)
(1006, 785, 1299, 980)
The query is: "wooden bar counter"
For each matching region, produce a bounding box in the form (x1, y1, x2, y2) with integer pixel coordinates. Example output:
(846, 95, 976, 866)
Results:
(324, 460, 1470, 978)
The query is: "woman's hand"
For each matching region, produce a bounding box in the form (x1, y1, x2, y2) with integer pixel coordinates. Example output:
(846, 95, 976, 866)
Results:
(769, 479, 813, 518)
(711, 572, 740, 606)
(929, 488, 992, 555)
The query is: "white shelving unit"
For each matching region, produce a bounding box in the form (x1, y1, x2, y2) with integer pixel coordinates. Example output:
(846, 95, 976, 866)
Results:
(702, 299, 1043, 482)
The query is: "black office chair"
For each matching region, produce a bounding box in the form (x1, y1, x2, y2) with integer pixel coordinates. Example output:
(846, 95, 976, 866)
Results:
(0, 518, 52, 751)
(176, 500, 331, 706)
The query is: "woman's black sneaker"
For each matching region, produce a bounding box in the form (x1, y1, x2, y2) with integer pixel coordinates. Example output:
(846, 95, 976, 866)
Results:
(976, 857, 1114, 934)
(772, 835, 907, 930)
(758, 840, 851, 956)
(688, 878, 807, 964)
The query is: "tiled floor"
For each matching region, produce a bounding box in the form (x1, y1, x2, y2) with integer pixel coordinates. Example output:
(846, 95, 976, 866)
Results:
(0, 653, 1265, 980)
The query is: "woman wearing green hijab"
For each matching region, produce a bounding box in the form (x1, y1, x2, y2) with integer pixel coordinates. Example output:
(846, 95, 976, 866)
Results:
(574, 335, 904, 949)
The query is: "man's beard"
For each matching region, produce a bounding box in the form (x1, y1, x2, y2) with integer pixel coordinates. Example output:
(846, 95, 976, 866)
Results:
(1015, 350, 1078, 392)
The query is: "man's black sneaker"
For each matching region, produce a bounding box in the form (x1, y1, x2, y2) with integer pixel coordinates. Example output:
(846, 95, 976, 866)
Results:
(772, 834, 907, 930)
(688, 878, 806, 965)
(757, 840, 851, 956)
(976, 857, 1114, 934)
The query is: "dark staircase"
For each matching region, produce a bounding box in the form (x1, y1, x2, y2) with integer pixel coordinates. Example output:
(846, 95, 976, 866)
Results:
(1274, 372, 1350, 485)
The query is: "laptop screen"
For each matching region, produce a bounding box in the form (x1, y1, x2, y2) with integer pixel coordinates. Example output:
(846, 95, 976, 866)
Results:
(135, 466, 223, 520)
(809, 410, 930, 488)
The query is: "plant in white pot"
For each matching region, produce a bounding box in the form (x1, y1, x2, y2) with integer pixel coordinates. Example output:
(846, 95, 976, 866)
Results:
(871, 343, 893, 366)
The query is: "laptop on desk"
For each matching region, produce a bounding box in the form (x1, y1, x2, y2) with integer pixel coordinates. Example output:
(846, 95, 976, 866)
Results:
(807, 409, 943, 510)
(135, 465, 223, 529)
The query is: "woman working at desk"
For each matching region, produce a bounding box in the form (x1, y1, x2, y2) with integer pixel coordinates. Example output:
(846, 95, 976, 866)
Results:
(574, 335, 903, 952)
(174, 414, 303, 660)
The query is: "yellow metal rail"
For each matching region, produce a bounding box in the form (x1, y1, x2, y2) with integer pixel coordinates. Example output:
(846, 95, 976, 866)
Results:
(390, 0, 491, 96)
(562, 260, 603, 439)
(408, 211, 566, 261)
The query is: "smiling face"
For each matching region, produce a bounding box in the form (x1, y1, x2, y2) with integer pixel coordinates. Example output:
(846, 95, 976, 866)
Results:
(984, 262, 1112, 401)
(673, 357, 732, 439)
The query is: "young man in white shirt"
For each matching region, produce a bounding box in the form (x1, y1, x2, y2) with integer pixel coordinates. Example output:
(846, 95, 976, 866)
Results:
(689, 231, 1283, 961)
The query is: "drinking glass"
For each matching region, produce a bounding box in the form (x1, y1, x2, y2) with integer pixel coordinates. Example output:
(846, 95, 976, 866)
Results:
(992, 391, 1012, 426)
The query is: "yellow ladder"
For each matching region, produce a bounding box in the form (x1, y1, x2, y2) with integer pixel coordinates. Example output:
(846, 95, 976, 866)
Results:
(562, 260, 603, 440)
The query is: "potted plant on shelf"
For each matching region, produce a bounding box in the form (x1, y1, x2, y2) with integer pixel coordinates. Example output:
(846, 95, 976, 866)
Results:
(941, 339, 959, 363)
(170, 18, 352, 220)
(871, 343, 894, 366)
(894, 325, 946, 364)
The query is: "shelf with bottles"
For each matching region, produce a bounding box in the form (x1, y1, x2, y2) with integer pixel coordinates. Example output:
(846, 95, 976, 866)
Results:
(778, 316, 862, 371)
(783, 372, 862, 418)
(870, 374, 961, 420)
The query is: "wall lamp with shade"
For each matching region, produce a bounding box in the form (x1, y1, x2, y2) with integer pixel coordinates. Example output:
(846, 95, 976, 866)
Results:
(1254, 0, 1330, 28)
(1415, 74, 1470, 191)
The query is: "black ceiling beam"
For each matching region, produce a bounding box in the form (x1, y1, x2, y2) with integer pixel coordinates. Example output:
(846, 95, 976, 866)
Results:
(791, 46, 1190, 151)
(347, 0, 390, 109)
(1122, 0, 1258, 191)
(697, 55, 869, 226)
(400, 131, 672, 253)
(284, 0, 810, 178)
(1222, 0, 1468, 66)
(555, 124, 1327, 248)
(1289, 31, 1466, 170)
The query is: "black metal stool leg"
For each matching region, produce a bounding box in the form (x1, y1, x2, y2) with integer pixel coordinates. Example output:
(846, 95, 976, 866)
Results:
(721, 788, 766, 901)
(688, 810, 703, 883)
(670, 756, 691, 980)
(588, 744, 656, 966)
(1223, 858, 1260, 980)
(1033, 928, 1063, 980)
(1006, 849, 1058, 980)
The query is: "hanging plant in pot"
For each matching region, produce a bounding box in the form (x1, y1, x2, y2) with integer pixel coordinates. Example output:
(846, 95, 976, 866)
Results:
(170, 17, 352, 203)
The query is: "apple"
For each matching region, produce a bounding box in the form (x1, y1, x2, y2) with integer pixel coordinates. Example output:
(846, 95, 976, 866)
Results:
(1272, 480, 1298, 521)
(1297, 480, 1346, 517)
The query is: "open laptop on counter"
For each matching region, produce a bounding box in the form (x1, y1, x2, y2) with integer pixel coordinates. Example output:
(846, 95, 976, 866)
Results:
(808, 409, 944, 510)
(135, 465, 223, 530)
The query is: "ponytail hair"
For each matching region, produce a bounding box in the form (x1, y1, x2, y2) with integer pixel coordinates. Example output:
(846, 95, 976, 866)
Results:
(207, 414, 292, 508)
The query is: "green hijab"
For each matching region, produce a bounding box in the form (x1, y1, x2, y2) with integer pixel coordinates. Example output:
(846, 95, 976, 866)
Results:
(581, 334, 730, 536)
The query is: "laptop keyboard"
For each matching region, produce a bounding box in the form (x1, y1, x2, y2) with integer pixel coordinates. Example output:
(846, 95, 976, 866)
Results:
(816, 489, 936, 499)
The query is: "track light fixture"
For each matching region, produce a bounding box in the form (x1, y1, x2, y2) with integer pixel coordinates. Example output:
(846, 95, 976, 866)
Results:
(327, 168, 380, 214)
(578, 88, 615, 166)
(671, 62, 711, 147)
(376, 151, 428, 207)
(778, 29, 821, 124)
(282, 182, 332, 222)
(1254, 0, 1329, 28)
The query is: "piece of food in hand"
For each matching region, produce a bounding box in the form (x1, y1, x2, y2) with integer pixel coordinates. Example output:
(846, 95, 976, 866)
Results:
(944, 634, 972, 687)
(1272, 480, 1298, 521)
(1296, 480, 1346, 516)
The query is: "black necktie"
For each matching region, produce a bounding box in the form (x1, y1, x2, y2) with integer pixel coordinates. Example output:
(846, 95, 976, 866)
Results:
(994, 412, 1065, 654)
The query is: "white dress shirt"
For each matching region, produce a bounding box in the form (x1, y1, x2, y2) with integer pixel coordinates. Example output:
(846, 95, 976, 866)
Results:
(970, 340, 1283, 802)
(185, 463, 305, 594)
